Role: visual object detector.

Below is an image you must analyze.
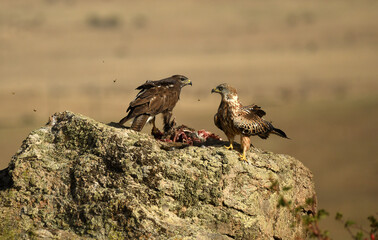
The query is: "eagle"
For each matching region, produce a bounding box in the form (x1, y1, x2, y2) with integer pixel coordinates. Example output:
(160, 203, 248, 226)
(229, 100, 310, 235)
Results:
(211, 83, 288, 162)
(119, 75, 192, 132)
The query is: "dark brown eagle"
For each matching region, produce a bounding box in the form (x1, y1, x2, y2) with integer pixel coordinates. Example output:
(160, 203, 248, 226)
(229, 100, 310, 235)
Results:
(119, 75, 192, 132)
(211, 83, 288, 162)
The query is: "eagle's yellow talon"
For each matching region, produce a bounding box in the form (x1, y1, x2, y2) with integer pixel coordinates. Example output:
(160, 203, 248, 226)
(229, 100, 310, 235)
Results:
(239, 153, 248, 162)
(224, 143, 233, 150)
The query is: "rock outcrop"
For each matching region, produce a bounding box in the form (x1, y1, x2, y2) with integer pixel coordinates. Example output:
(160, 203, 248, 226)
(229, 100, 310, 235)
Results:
(0, 111, 316, 239)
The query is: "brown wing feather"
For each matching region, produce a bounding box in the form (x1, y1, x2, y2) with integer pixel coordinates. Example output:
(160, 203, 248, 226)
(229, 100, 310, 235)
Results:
(130, 114, 149, 131)
(128, 87, 159, 110)
(235, 109, 288, 139)
(214, 114, 223, 131)
(243, 104, 266, 118)
(135, 77, 178, 90)
(119, 81, 180, 126)
(234, 109, 274, 137)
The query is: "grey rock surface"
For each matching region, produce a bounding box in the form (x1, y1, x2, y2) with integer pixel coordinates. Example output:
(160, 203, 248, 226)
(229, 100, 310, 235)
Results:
(0, 111, 316, 239)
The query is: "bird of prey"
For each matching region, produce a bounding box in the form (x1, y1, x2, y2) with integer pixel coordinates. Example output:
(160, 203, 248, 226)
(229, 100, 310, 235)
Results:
(119, 75, 192, 132)
(211, 83, 288, 162)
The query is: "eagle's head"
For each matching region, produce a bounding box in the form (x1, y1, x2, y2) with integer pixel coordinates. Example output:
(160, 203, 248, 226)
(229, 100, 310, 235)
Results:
(211, 83, 238, 101)
(172, 75, 192, 88)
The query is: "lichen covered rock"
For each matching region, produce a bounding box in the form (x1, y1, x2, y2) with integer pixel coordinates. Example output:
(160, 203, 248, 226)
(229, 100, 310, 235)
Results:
(0, 111, 316, 239)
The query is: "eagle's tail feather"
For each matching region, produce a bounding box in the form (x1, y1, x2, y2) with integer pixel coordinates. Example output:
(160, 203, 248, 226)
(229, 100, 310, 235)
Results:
(119, 115, 131, 125)
(130, 115, 149, 132)
(272, 127, 289, 139)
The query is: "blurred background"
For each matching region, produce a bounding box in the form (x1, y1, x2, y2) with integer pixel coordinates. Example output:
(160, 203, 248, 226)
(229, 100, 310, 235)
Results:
(0, 0, 377, 238)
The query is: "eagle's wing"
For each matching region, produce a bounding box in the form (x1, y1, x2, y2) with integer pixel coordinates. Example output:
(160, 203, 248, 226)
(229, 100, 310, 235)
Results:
(214, 113, 223, 131)
(135, 78, 177, 91)
(243, 104, 266, 118)
(119, 80, 180, 130)
(234, 107, 274, 138)
(128, 78, 179, 111)
(129, 84, 179, 116)
(119, 75, 191, 132)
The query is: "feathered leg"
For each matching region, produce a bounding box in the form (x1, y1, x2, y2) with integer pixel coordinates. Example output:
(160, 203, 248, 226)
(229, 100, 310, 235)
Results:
(224, 134, 234, 150)
(130, 115, 149, 132)
(150, 116, 157, 131)
(162, 111, 173, 133)
(239, 135, 251, 162)
(151, 117, 163, 138)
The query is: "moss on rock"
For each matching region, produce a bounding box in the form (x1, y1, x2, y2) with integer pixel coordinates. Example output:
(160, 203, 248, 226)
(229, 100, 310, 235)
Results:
(0, 111, 316, 239)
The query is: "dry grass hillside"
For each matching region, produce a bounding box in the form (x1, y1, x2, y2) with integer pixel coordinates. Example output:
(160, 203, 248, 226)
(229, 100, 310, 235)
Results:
(1, 0, 377, 238)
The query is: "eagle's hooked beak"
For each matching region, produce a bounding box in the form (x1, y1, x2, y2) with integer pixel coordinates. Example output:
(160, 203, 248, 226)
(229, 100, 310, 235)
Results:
(211, 87, 220, 93)
(185, 79, 192, 86)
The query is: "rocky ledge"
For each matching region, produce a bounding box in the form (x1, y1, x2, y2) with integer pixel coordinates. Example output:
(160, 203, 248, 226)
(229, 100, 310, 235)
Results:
(0, 111, 315, 239)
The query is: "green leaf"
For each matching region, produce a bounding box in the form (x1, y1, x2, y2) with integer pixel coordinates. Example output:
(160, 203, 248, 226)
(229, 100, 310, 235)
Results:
(303, 215, 315, 224)
(305, 197, 315, 206)
(355, 231, 364, 240)
(294, 206, 303, 213)
(277, 196, 287, 208)
(335, 212, 343, 220)
(282, 186, 292, 191)
(344, 220, 355, 228)
(368, 215, 378, 233)
(317, 209, 329, 219)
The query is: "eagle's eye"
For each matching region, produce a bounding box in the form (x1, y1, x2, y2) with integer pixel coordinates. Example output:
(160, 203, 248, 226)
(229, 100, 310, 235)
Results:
(179, 76, 187, 81)
(218, 86, 223, 91)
